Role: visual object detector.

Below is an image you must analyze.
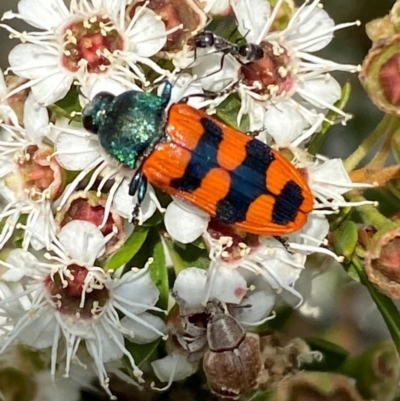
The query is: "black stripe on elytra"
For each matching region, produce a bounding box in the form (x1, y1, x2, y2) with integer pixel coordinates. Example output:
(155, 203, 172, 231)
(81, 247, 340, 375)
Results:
(216, 139, 275, 225)
(272, 180, 304, 225)
(170, 118, 223, 192)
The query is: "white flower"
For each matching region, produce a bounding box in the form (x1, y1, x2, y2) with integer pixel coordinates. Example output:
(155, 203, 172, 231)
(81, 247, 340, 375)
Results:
(164, 198, 209, 244)
(151, 352, 199, 389)
(151, 265, 274, 389)
(173, 266, 248, 307)
(308, 158, 374, 208)
(1, 0, 180, 105)
(194, 0, 360, 141)
(0, 220, 166, 397)
(53, 121, 159, 227)
(0, 69, 19, 125)
(0, 92, 61, 250)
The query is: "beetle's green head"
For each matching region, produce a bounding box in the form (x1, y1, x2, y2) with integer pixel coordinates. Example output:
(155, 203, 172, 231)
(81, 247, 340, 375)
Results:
(81, 90, 168, 169)
(82, 92, 115, 135)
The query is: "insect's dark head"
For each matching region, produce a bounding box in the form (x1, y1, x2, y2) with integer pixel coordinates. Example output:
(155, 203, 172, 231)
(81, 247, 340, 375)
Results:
(82, 92, 116, 135)
(239, 43, 264, 61)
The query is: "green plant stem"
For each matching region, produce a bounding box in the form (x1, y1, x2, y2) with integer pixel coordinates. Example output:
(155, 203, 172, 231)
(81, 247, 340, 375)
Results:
(308, 82, 351, 155)
(351, 256, 400, 355)
(347, 190, 392, 228)
(344, 114, 400, 172)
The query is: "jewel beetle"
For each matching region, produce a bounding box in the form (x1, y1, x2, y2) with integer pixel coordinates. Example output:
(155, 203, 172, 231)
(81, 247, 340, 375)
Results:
(82, 82, 313, 235)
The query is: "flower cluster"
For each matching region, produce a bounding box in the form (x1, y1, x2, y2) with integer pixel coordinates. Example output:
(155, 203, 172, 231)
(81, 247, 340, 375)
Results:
(0, 0, 373, 398)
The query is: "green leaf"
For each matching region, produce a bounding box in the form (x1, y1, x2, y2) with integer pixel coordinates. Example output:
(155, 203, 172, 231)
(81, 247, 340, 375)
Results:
(264, 305, 294, 331)
(49, 85, 81, 119)
(141, 210, 164, 227)
(307, 82, 351, 155)
(105, 225, 149, 270)
(11, 214, 28, 249)
(149, 232, 169, 310)
(304, 338, 350, 371)
(124, 338, 161, 367)
(216, 93, 250, 131)
(331, 221, 358, 261)
(164, 237, 210, 275)
(352, 256, 400, 356)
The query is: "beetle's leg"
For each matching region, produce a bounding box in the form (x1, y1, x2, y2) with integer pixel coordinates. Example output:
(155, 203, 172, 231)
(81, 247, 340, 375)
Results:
(129, 170, 148, 223)
(129, 169, 142, 196)
(244, 126, 266, 137)
(273, 236, 295, 254)
(137, 175, 148, 204)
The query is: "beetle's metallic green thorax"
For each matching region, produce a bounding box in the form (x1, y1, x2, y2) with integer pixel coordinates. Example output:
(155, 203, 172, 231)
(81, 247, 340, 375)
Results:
(98, 91, 167, 169)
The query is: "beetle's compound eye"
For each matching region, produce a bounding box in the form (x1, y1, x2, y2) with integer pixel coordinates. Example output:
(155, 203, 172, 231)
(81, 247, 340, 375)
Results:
(82, 114, 98, 134)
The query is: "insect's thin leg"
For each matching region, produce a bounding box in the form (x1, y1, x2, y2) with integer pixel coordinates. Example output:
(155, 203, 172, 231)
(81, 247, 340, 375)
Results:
(244, 126, 266, 137)
(129, 169, 142, 196)
(129, 169, 148, 223)
(273, 236, 294, 254)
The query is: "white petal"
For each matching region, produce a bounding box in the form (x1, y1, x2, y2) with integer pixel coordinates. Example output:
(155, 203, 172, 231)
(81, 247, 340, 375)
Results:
(114, 269, 160, 313)
(248, 102, 267, 132)
(29, 211, 55, 251)
(82, 76, 141, 101)
(152, 353, 198, 382)
(112, 180, 156, 223)
(205, 0, 232, 15)
(297, 76, 341, 109)
(263, 101, 306, 146)
(23, 92, 49, 143)
(286, 7, 334, 52)
(311, 158, 352, 195)
(126, 8, 167, 57)
(193, 53, 240, 92)
(86, 324, 124, 362)
(209, 266, 247, 304)
(287, 214, 329, 247)
(237, 289, 275, 325)
(9, 44, 61, 79)
(163, 74, 205, 109)
(121, 312, 166, 344)
(165, 201, 208, 244)
(173, 267, 207, 308)
(18, 0, 70, 30)
(30, 72, 73, 106)
(55, 131, 101, 171)
(2, 249, 37, 281)
(258, 238, 306, 288)
(18, 311, 58, 349)
(57, 220, 105, 264)
(233, 0, 271, 43)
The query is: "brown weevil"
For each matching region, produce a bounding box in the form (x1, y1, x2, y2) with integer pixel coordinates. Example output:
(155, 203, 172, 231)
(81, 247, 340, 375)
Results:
(202, 301, 263, 398)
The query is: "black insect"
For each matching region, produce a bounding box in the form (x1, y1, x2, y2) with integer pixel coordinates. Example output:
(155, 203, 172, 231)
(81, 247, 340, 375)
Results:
(190, 30, 264, 64)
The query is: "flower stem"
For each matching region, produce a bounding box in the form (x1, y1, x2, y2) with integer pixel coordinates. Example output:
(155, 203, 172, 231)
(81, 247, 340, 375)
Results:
(346, 190, 391, 228)
(349, 165, 400, 186)
(351, 255, 400, 356)
(307, 82, 352, 155)
(344, 114, 400, 172)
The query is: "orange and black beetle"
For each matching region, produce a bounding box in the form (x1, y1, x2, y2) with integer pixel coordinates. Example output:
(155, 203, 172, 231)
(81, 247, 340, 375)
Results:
(82, 82, 313, 235)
